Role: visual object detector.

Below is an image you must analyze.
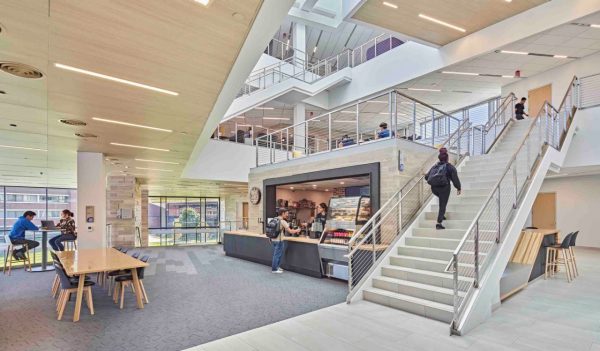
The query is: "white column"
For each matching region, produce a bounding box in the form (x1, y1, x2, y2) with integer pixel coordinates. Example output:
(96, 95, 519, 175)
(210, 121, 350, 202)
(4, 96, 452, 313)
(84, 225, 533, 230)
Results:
(292, 22, 306, 67)
(293, 102, 306, 152)
(77, 152, 107, 248)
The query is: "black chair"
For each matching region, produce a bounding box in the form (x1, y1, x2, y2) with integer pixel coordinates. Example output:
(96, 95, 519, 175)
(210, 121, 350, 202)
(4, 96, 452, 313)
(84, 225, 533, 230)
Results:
(131, 252, 140, 259)
(113, 255, 150, 309)
(569, 231, 580, 277)
(546, 232, 574, 282)
(54, 263, 95, 320)
(525, 226, 539, 230)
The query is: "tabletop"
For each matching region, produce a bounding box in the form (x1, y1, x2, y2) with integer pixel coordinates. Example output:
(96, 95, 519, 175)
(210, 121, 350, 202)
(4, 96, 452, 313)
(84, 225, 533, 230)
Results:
(56, 248, 148, 276)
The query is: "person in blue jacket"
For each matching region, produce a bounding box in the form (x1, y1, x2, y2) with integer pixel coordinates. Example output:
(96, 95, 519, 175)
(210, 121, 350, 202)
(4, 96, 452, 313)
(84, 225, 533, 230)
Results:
(376, 122, 391, 139)
(9, 211, 40, 260)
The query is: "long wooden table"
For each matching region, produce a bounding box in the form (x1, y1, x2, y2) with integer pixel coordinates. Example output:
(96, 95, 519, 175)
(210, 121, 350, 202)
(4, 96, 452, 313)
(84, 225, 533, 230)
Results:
(56, 248, 149, 322)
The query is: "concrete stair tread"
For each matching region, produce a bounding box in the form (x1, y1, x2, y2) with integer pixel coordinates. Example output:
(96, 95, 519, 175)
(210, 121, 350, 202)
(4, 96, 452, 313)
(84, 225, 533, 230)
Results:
(409, 235, 495, 245)
(391, 254, 474, 269)
(363, 287, 454, 311)
(382, 264, 474, 283)
(372, 276, 467, 298)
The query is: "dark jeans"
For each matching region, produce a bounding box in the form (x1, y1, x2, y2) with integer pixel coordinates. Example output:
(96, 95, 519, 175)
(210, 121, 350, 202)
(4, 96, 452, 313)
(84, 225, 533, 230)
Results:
(432, 184, 451, 224)
(49, 234, 77, 251)
(515, 114, 525, 120)
(271, 240, 286, 271)
(10, 238, 40, 255)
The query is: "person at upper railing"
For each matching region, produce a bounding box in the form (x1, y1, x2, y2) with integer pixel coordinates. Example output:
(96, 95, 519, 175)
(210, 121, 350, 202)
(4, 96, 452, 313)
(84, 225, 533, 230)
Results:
(338, 134, 355, 148)
(376, 122, 391, 139)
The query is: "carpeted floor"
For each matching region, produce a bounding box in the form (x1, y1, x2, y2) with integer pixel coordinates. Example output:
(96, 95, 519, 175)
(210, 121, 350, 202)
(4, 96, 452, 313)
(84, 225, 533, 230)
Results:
(0, 245, 346, 351)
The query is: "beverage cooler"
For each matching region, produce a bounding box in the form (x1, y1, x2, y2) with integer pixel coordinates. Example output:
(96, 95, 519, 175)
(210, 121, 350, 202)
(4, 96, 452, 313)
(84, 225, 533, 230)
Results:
(318, 196, 371, 280)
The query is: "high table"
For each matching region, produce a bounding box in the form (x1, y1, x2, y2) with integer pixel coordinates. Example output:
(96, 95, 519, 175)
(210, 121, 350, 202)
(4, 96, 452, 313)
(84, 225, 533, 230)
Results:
(56, 248, 148, 322)
(27, 229, 61, 272)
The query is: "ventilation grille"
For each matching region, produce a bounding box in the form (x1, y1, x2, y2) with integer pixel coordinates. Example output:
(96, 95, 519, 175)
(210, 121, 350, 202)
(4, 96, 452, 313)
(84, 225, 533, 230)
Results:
(60, 119, 87, 126)
(0, 62, 44, 79)
(75, 132, 97, 138)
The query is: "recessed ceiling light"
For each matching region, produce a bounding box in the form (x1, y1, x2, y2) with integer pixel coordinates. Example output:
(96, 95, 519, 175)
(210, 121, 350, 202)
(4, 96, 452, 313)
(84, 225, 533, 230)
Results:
(408, 87, 442, 92)
(502, 75, 515, 78)
(255, 107, 274, 110)
(442, 71, 478, 76)
(500, 50, 528, 55)
(0, 144, 47, 152)
(136, 167, 173, 172)
(505, 0, 512, 2)
(340, 182, 345, 185)
(553, 55, 568, 59)
(110, 142, 170, 152)
(382, 1, 398, 9)
(325, 189, 329, 191)
(418, 14, 466, 33)
(92, 117, 172, 132)
(54, 63, 179, 96)
(193, 0, 211, 5)
(135, 158, 180, 165)
(592, 24, 600, 28)
(290, 186, 294, 190)
(262, 117, 290, 120)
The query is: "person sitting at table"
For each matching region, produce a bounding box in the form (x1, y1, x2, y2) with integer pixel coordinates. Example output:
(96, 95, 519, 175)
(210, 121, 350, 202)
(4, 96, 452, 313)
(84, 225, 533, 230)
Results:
(376, 122, 391, 139)
(9, 210, 40, 260)
(49, 209, 77, 251)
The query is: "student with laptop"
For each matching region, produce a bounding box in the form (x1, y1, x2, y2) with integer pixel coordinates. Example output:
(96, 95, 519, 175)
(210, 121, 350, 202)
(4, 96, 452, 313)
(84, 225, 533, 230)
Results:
(9, 211, 40, 260)
(49, 209, 77, 251)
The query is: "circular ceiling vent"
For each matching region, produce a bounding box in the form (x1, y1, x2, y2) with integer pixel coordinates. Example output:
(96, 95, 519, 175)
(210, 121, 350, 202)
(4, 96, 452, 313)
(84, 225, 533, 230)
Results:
(60, 119, 87, 126)
(0, 62, 44, 79)
(75, 132, 97, 138)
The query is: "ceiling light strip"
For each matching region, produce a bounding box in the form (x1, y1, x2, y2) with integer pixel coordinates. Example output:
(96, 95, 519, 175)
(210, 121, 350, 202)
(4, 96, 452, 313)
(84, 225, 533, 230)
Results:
(418, 14, 466, 33)
(382, 1, 398, 9)
(135, 158, 180, 165)
(110, 142, 170, 152)
(54, 63, 179, 96)
(0, 144, 47, 152)
(136, 167, 173, 172)
(92, 117, 172, 132)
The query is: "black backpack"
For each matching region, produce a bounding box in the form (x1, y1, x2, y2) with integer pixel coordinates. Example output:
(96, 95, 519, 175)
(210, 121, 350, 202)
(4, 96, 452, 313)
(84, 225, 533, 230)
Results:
(265, 217, 281, 239)
(427, 163, 449, 187)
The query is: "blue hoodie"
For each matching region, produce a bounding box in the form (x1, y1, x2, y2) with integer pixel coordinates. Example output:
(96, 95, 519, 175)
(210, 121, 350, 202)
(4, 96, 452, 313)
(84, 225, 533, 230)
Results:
(9, 216, 39, 240)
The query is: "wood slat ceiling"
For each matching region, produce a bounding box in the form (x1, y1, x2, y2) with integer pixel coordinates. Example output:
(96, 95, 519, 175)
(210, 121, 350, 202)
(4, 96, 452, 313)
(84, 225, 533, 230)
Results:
(0, 0, 262, 192)
(352, 0, 549, 46)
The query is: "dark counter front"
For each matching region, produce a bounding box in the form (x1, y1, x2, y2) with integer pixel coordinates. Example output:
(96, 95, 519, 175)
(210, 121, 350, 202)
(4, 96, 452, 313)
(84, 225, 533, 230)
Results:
(223, 231, 323, 278)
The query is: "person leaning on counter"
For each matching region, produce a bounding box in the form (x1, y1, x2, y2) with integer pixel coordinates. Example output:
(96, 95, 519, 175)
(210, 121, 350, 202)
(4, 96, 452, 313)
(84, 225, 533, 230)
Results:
(271, 208, 301, 274)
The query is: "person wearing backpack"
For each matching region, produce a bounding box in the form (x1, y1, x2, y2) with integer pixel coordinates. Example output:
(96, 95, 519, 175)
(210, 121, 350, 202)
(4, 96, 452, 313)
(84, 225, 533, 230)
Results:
(425, 148, 461, 230)
(266, 208, 300, 273)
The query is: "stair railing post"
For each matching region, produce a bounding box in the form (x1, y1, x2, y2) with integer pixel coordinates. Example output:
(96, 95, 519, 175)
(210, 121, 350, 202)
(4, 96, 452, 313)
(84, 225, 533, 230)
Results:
(431, 109, 436, 147)
(474, 221, 480, 288)
(452, 255, 459, 325)
(512, 163, 518, 209)
(328, 113, 332, 152)
(286, 129, 290, 160)
(412, 101, 417, 141)
(496, 186, 501, 243)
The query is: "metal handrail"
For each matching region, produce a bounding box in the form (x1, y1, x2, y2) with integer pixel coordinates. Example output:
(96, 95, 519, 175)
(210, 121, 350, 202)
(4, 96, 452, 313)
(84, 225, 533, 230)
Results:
(445, 76, 579, 334)
(483, 93, 516, 132)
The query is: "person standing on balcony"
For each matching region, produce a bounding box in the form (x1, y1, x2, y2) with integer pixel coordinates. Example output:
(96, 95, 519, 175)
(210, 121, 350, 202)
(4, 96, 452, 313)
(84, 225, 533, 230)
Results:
(515, 97, 529, 120)
(376, 122, 391, 139)
(9, 211, 40, 260)
(426, 148, 461, 230)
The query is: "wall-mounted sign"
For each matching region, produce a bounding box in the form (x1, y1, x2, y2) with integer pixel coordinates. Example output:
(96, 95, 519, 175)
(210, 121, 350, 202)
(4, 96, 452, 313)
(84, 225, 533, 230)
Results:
(249, 187, 261, 205)
(86, 205, 95, 223)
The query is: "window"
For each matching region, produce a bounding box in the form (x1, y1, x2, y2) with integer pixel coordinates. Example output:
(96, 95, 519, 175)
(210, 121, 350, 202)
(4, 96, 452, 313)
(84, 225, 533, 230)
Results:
(148, 196, 220, 229)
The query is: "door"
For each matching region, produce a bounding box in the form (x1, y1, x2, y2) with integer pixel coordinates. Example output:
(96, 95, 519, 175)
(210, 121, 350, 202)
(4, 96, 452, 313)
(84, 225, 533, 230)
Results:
(242, 202, 249, 229)
(531, 192, 556, 229)
(528, 84, 552, 117)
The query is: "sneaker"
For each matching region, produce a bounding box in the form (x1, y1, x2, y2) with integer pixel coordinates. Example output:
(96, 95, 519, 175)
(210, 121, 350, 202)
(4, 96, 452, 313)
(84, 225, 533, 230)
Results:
(436, 224, 445, 230)
(271, 270, 283, 274)
(17, 252, 26, 260)
(276, 268, 284, 272)
(12, 251, 20, 261)
(443, 216, 447, 220)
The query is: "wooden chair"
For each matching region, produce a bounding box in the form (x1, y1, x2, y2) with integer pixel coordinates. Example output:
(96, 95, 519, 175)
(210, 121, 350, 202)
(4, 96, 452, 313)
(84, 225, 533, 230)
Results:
(54, 263, 95, 321)
(3, 234, 32, 275)
(545, 232, 575, 282)
(113, 255, 149, 309)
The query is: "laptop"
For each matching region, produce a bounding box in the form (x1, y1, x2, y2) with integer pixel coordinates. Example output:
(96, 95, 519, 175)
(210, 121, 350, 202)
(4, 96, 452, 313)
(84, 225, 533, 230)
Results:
(41, 220, 58, 230)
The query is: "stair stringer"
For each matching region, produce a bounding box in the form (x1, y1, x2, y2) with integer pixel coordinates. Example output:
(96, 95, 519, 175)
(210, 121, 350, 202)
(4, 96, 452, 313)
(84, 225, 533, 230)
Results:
(455, 113, 580, 335)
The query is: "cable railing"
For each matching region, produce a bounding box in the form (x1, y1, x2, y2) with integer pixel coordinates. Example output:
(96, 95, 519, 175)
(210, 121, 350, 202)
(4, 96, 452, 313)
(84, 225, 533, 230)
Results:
(471, 94, 516, 155)
(445, 76, 579, 335)
(255, 89, 463, 166)
(346, 117, 472, 299)
(238, 34, 404, 98)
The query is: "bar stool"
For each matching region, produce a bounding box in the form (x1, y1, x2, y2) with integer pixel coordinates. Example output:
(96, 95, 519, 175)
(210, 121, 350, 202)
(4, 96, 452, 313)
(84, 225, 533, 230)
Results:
(545, 232, 574, 282)
(3, 234, 32, 275)
(569, 231, 580, 277)
(63, 239, 77, 251)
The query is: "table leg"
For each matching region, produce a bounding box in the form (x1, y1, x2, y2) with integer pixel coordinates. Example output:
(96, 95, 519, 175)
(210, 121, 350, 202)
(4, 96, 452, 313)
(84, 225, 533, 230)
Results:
(41, 231, 48, 271)
(131, 268, 144, 309)
(73, 273, 86, 322)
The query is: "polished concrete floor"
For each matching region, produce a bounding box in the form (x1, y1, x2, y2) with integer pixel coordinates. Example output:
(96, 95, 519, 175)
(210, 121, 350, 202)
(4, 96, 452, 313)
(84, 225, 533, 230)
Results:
(191, 247, 600, 351)
(0, 245, 346, 351)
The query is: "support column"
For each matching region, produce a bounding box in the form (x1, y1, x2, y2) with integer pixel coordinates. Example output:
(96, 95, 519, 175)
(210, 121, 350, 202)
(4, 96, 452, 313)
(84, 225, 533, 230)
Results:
(77, 152, 106, 249)
(107, 175, 137, 248)
(293, 102, 306, 153)
(292, 22, 306, 66)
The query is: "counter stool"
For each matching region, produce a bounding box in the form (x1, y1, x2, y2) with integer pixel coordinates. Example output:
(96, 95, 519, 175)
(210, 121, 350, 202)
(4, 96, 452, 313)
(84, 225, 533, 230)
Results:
(569, 231, 580, 277)
(545, 232, 574, 282)
(3, 234, 32, 275)
(63, 239, 77, 251)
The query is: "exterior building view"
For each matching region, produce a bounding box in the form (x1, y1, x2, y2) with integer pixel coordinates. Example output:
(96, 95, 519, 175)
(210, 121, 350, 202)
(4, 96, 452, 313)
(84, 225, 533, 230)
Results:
(1, 1, 600, 350)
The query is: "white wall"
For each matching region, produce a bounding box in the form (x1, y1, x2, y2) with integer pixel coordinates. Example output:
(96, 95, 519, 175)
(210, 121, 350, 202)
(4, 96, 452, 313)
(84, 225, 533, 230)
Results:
(76, 152, 107, 248)
(539, 175, 600, 248)
(563, 106, 600, 168)
(502, 51, 600, 110)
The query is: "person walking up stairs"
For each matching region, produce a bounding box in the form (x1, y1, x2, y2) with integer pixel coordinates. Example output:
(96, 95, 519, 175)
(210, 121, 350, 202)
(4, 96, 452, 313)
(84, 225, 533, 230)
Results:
(425, 148, 462, 230)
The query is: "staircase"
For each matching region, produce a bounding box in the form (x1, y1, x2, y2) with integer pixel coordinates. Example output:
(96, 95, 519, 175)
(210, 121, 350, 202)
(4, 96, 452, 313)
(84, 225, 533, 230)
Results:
(362, 119, 534, 323)
(347, 76, 580, 335)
